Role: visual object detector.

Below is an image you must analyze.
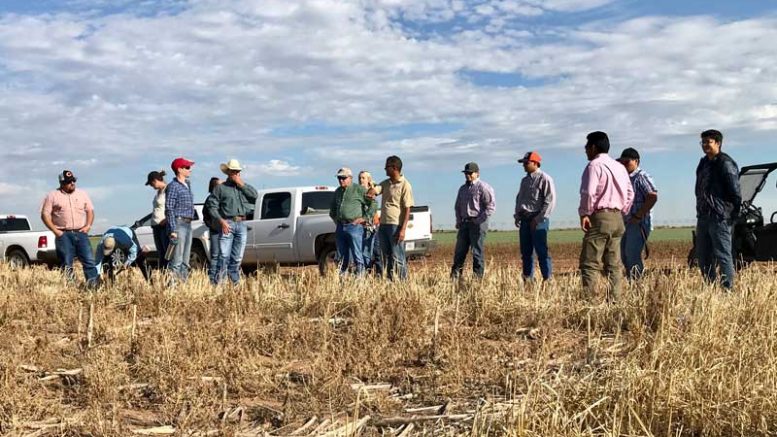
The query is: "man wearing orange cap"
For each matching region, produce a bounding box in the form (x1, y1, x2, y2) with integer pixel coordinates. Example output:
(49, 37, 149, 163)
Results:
(165, 157, 196, 283)
(514, 151, 556, 281)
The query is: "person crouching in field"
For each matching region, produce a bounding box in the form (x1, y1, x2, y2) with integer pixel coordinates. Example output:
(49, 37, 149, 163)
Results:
(367, 156, 415, 281)
(40, 170, 99, 287)
(451, 162, 495, 279)
(514, 152, 556, 281)
(205, 160, 257, 285)
(578, 132, 634, 300)
(202, 177, 223, 284)
(695, 129, 741, 290)
(617, 148, 658, 280)
(359, 170, 382, 274)
(95, 225, 149, 283)
(145, 170, 169, 269)
(329, 167, 370, 276)
(165, 157, 196, 284)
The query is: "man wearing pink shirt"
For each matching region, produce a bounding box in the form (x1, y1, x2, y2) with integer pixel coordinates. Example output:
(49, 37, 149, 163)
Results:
(578, 132, 634, 299)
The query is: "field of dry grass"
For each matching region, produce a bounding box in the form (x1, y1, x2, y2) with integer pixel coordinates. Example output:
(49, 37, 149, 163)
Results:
(2, 241, 777, 436)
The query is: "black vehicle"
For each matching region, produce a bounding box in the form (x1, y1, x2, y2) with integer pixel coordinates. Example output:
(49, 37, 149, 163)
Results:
(689, 162, 777, 268)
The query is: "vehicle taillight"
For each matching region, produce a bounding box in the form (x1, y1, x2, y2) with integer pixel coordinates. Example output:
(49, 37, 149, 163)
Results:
(38, 236, 48, 249)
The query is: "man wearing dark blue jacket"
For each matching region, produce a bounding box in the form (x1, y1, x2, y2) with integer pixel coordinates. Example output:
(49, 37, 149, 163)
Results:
(695, 129, 741, 289)
(96, 226, 150, 282)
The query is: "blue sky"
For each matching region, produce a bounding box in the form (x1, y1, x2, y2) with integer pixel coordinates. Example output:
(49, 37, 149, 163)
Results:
(1, 0, 776, 232)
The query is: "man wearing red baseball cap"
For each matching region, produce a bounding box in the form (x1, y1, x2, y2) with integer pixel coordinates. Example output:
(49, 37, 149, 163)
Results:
(514, 151, 556, 281)
(165, 157, 196, 284)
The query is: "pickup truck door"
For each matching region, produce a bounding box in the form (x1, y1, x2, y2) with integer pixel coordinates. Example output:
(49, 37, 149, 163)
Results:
(251, 191, 296, 263)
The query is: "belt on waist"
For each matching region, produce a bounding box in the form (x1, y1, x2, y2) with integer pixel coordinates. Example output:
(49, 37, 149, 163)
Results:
(176, 216, 193, 223)
(225, 216, 246, 222)
(58, 229, 80, 232)
(462, 217, 478, 222)
(594, 208, 621, 214)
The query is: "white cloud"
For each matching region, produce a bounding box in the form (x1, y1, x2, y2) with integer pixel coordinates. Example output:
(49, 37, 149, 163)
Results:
(255, 160, 305, 177)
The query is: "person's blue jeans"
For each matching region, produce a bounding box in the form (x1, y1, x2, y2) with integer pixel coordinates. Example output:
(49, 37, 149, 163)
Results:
(519, 217, 552, 280)
(621, 221, 651, 280)
(216, 220, 247, 284)
(152, 224, 169, 269)
(335, 223, 365, 275)
(55, 230, 98, 286)
(451, 220, 488, 278)
(168, 219, 192, 283)
(378, 224, 407, 281)
(362, 227, 376, 270)
(696, 215, 735, 289)
(208, 228, 221, 284)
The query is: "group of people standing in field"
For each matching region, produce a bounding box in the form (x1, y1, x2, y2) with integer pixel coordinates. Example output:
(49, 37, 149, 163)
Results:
(37, 128, 740, 293)
(442, 129, 740, 295)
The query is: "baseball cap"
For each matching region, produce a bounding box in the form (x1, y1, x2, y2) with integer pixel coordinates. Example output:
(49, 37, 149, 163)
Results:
(336, 167, 353, 178)
(618, 147, 640, 162)
(518, 151, 542, 164)
(462, 162, 480, 173)
(171, 157, 195, 172)
(145, 170, 166, 186)
(103, 236, 116, 256)
(58, 170, 77, 184)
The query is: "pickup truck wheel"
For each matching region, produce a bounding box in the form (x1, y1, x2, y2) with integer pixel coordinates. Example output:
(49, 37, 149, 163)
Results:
(7, 249, 30, 269)
(190, 245, 208, 271)
(317, 246, 337, 276)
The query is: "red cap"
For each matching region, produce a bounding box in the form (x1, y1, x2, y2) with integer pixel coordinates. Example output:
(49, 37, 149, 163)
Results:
(171, 157, 195, 172)
(518, 151, 542, 164)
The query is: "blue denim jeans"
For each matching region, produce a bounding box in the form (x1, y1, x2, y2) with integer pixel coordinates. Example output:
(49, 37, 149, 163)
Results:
(696, 215, 735, 289)
(362, 227, 377, 270)
(55, 230, 98, 285)
(621, 221, 651, 280)
(208, 228, 221, 284)
(216, 220, 247, 284)
(519, 217, 552, 280)
(152, 224, 169, 269)
(168, 219, 192, 283)
(451, 220, 488, 278)
(378, 224, 407, 281)
(336, 223, 364, 275)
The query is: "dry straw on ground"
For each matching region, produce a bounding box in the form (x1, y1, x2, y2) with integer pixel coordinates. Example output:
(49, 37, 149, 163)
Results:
(1, 256, 776, 436)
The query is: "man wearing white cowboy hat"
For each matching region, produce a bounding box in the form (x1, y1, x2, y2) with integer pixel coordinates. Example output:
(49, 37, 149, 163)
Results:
(205, 159, 258, 285)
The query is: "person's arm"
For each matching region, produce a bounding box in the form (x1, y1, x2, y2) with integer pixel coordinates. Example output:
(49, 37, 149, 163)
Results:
(127, 241, 138, 266)
(165, 183, 178, 235)
(397, 184, 414, 243)
(241, 183, 259, 204)
(454, 187, 463, 229)
(723, 159, 742, 217)
(40, 195, 63, 237)
(578, 164, 597, 231)
(476, 183, 495, 224)
(79, 193, 95, 233)
(632, 176, 658, 222)
(329, 188, 339, 222)
(535, 176, 556, 226)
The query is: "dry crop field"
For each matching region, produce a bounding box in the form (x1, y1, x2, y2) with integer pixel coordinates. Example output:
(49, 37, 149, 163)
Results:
(2, 241, 777, 436)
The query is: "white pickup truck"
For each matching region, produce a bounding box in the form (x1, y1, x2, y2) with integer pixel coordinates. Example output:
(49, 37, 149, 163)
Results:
(132, 186, 435, 274)
(0, 215, 58, 268)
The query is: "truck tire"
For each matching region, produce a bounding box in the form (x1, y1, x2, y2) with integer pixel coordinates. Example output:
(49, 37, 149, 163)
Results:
(7, 249, 30, 269)
(190, 244, 208, 271)
(317, 245, 337, 276)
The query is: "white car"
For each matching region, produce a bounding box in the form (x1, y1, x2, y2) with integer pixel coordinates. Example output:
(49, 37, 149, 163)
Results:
(131, 186, 435, 274)
(0, 215, 58, 268)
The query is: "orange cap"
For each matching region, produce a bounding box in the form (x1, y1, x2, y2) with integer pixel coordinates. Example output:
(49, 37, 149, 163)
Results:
(518, 151, 542, 164)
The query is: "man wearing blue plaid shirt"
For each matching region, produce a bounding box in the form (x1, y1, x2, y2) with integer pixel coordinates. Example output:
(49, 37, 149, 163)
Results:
(618, 148, 658, 280)
(165, 157, 196, 283)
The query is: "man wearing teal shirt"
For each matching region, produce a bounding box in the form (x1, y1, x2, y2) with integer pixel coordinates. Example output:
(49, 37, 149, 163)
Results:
(329, 167, 369, 276)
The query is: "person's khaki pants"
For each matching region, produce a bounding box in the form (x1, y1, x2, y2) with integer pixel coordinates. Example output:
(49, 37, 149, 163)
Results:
(579, 210, 625, 299)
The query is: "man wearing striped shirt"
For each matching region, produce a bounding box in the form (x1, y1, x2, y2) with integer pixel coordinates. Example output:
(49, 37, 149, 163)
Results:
(579, 132, 634, 300)
(514, 151, 556, 281)
(617, 148, 658, 280)
(165, 157, 196, 283)
(451, 162, 495, 279)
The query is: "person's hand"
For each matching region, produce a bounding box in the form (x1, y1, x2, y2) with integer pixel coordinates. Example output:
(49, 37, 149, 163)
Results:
(170, 232, 177, 240)
(352, 217, 365, 225)
(78, 225, 91, 234)
(455, 223, 460, 230)
(230, 172, 244, 187)
(531, 217, 539, 231)
(580, 216, 592, 232)
(220, 219, 231, 235)
(396, 228, 406, 243)
(373, 215, 380, 226)
(53, 229, 64, 238)
(366, 187, 377, 199)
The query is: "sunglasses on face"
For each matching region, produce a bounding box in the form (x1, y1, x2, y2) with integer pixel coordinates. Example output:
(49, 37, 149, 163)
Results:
(337, 176, 348, 180)
(464, 171, 474, 175)
(181, 166, 191, 170)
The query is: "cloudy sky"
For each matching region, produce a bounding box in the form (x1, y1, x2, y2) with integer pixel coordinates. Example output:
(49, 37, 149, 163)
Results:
(1, 0, 776, 232)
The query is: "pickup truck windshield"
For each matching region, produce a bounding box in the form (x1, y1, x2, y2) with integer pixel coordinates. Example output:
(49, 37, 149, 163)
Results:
(301, 191, 335, 214)
(0, 217, 31, 232)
